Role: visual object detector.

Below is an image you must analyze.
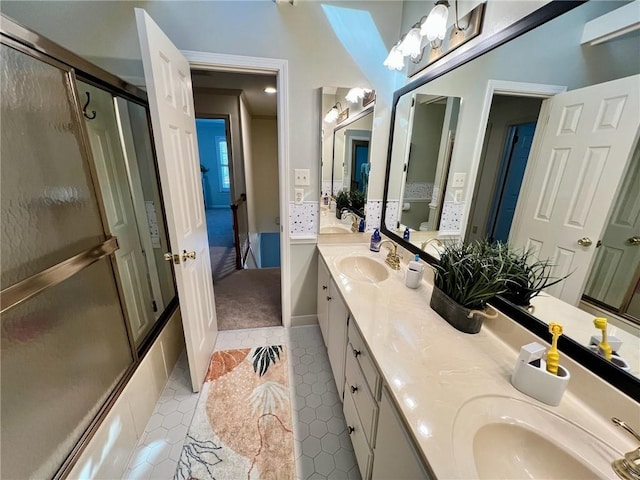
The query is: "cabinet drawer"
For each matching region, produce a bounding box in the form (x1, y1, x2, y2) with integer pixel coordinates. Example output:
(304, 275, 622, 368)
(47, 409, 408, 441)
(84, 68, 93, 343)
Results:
(343, 384, 373, 480)
(348, 321, 381, 399)
(345, 349, 379, 448)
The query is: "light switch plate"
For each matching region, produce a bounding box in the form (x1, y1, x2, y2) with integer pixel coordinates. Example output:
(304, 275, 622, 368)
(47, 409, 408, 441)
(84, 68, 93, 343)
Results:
(294, 188, 304, 204)
(295, 169, 310, 186)
(452, 172, 466, 188)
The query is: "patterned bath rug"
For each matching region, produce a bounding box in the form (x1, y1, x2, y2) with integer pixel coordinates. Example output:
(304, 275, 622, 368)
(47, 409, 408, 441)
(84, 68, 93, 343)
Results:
(175, 345, 294, 480)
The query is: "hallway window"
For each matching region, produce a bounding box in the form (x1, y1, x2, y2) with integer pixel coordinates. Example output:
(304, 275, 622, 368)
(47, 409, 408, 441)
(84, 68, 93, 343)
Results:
(218, 136, 230, 192)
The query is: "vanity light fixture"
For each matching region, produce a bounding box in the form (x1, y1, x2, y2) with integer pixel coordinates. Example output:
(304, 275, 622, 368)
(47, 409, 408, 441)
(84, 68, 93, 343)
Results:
(384, 0, 484, 75)
(264, 86, 277, 94)
(324, 102, 343, 123)
(383, 41, 405, 71)
(345, 87, 372, 104)
(398, 26, 423, 59)
(421, 0, 450, 46)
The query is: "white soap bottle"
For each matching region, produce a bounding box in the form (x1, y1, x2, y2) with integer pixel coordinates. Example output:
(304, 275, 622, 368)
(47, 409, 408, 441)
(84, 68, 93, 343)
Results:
(405, 254, 424, 289)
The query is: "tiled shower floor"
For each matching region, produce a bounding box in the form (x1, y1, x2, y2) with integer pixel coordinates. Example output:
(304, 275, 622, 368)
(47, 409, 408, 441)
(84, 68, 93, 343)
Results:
(124, 326, 361, 479)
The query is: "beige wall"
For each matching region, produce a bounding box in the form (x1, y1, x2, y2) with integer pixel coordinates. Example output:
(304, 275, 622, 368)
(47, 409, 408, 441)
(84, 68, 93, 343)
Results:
(251, 117, 280, 233)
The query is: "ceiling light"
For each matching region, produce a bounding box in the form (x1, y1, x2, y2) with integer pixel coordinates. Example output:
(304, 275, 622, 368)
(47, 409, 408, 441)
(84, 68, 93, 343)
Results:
(383, 43, 405, 71)
(421, 0, 450, 43)
(264, 87, 277, 94)
(345, 88, 372, 104)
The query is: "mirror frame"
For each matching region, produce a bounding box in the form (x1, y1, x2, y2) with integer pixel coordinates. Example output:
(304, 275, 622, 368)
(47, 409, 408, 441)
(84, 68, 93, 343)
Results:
(380, 0, 639, 401)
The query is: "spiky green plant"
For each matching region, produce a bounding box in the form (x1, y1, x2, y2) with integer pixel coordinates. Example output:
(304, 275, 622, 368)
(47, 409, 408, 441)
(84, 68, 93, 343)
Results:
(431, 240, 509, 310)
(349, 190, 365, 211)
(500, 247, 571, 306)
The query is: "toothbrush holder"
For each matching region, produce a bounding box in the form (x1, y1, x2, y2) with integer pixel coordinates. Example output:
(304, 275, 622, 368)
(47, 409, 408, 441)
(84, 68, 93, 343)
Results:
(511, 342, 571, 406)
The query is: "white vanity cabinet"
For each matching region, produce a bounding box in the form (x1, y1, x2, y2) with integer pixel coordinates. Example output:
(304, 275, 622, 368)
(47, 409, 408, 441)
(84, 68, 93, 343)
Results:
(317, 253, 430, 480)
(317, 257, 330, 345)
(371, 387, 432, 479)
(317, 257, 349, 399)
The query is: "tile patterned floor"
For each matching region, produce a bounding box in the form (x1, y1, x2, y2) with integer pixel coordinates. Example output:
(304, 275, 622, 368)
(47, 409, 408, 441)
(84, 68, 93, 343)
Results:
(124, 325, 360, 479)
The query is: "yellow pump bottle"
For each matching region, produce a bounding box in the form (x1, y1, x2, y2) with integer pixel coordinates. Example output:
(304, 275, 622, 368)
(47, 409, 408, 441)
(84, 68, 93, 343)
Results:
(593, 317, 612, 360)
(546, 322, 563, 375)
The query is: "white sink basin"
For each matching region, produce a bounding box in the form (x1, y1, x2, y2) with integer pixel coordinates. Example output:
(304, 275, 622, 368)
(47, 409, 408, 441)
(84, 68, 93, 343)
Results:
(337, 256, 389, 284)
(452, 395, 619, 479)
(320, 225, 352, 234)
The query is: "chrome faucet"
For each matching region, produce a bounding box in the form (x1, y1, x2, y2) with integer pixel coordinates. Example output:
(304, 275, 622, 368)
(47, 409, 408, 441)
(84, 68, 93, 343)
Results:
(379, 240, 401, 270)
(420, 238, 443, 253)
(342, 211, 359, 232)
(611, 417, 640, 480)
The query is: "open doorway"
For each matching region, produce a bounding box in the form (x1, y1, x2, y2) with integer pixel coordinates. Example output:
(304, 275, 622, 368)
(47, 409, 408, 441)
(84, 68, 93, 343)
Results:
(466, 94, 544, 243)
(196, 117, 235, 280)
(191, 69, 282, 330)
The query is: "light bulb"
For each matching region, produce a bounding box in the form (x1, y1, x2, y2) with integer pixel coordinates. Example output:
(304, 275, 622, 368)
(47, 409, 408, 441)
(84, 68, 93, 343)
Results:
(324, 107, 339, 123)
(383, 45, 405, 71)
(420, 2, 449, 42)
(398, 27, 423, 59)
(345, 88, 372, 103)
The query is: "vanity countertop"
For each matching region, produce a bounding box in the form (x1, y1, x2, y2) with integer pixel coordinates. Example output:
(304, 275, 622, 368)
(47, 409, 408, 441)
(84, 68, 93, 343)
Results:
(317, 242, 637, 479)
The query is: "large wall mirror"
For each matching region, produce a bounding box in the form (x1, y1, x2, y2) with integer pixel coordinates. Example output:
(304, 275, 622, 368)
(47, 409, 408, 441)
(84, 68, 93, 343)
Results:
(381, 1, 640, 397)
(320, 87, 374, 234)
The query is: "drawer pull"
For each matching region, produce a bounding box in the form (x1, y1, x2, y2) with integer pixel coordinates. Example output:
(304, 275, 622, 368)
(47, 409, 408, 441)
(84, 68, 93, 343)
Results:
(347, 425, 355, 435)
(327, 296, 332, 301)
(350, 385, 358, 394)
(352, 348, 361, 358)
(322, 285, 328, 290)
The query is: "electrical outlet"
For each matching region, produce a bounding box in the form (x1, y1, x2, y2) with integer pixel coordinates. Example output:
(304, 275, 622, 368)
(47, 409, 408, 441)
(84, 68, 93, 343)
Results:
(294, 169, 310, 186)
(454, 189, 463, 203)
(452, 172, 466, 188)
(294, 188, 304, 204)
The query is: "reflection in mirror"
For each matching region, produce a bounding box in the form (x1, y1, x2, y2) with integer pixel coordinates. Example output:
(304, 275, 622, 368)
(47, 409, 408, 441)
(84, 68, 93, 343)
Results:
(385, 92, 460, 254)
(320, 87, 374, 235)
(381, 1, 640, 385)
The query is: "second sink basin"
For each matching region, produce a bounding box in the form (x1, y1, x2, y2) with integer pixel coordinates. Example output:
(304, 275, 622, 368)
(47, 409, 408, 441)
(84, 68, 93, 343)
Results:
(452, 395, 620, 479)
(337, 256, 389, 284)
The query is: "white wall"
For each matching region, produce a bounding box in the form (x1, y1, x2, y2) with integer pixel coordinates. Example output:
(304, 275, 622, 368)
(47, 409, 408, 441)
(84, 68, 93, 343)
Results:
(0, 0, 403, 320)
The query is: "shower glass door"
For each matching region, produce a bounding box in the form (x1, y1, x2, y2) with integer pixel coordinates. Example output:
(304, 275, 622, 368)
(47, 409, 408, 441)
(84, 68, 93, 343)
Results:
(1, 41, 133, 479)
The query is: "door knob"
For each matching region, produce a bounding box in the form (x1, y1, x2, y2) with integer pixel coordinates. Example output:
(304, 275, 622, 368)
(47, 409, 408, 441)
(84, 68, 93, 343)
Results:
(628, 236, 640, 246)
(182, 250, 196, 261)
(577, 237, 593, 247)
(163, 252, 180, 264)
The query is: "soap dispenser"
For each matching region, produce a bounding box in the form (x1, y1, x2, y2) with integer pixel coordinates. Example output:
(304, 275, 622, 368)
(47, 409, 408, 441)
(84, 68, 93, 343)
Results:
(403, 227, 410, 240)
(405, 254, 424, 289)
(370, 228, 381, 252)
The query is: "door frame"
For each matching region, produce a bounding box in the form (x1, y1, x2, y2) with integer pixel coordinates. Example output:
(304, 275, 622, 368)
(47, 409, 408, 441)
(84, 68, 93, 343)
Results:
(182, 50, 291, 327)
(464, 80, 567, 240)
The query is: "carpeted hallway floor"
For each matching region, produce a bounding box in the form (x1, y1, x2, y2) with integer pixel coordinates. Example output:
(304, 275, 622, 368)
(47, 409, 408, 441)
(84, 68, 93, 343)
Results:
(214, 268, 282, 330)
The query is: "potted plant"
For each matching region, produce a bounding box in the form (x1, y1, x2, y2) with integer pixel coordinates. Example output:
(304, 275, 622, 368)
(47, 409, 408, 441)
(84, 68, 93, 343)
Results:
(500, 246, 571, 310)
(430, 241, 507, 334)
(349, 190, 365, 213)
(335, 191, 350, 219)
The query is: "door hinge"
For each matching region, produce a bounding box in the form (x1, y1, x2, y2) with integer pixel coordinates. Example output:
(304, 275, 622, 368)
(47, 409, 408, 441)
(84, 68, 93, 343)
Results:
(152, 300, 158, 312)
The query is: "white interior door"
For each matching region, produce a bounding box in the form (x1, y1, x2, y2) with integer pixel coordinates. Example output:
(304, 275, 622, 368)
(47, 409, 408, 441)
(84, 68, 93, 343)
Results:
(510, 74, 640, 305)
(80, 82, 155, 343)
(136, 8, 217, 392)
(583, 144, 640, 308)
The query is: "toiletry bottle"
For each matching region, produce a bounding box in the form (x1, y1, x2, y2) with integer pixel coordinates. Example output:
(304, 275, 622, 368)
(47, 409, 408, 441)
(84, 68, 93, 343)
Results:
(405, 254, 424, 289)
(403, 227, 410, 240)
(370, 228, 381, 252)
(358, 218, 365, 232)
(322, 192, 329, 206)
